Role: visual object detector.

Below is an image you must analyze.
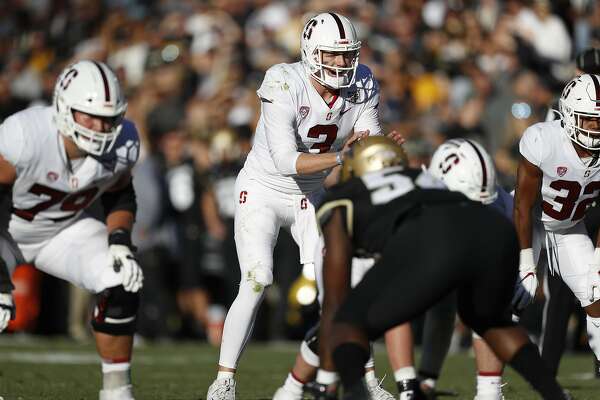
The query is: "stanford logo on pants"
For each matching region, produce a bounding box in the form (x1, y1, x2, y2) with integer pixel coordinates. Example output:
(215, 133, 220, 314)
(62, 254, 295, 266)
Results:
(239, 191, 248, 204)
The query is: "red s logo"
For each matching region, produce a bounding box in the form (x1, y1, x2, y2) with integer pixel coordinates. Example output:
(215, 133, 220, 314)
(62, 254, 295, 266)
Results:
(300, 197, 308, 210)
(239, 190, 248, 204)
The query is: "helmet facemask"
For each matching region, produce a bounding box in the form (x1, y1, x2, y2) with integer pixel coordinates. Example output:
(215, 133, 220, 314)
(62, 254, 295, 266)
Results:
(305, 45, 360, 89)
(560, 99, 600, 150)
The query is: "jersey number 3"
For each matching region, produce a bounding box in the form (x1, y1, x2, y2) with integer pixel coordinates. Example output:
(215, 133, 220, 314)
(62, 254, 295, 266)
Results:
(307, 125, 338, 154)
(543, 180, 600, 221)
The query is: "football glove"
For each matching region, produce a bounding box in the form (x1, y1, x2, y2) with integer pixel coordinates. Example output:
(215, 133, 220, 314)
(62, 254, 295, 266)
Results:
(586, 248, 600, 303)
(0, 292, 14, 332)
(110, 244, 143, 293)
(512, 248, 538, 313)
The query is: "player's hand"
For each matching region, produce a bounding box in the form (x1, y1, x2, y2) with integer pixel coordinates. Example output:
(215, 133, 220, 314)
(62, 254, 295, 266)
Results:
(586, 248, 600, 302)
(512, 248, 538, 313)
(0, 292, 15, 332)
(386, 130, 405, 145)
(109, 244, 143, 292)
(343, 130, 370, 152)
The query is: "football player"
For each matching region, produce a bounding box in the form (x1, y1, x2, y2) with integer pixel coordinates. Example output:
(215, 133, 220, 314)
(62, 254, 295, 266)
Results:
(539, 48, 600, 377)
(319, 136, 567, 400)
(0, 60, 142, 400)
(206, 12, 402, 400)
(512, 73, 600, 375)
(428, 138, 512, 400)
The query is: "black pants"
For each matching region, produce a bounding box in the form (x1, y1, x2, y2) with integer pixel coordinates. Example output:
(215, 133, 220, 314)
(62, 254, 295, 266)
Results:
(335, 203, 519, 339)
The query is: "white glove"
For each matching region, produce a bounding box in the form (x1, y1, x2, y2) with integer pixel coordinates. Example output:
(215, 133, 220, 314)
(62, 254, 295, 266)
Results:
(0, 292, 14, 332)
(587, 248, 600, 303)
(512, 248, 538, 313)
(110, 244, 143, 292)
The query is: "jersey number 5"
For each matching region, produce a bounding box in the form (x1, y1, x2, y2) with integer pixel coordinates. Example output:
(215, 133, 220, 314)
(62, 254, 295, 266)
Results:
(542, 180, 600, 221)
(307, 125, 338, 154)
(363, 169, 415, 205)
(13, 183, 99, 222)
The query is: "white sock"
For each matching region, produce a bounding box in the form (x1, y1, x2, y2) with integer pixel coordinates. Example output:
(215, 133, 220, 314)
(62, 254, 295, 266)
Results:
(421, 377, 436, 389)
(476, 373, 502, 396)
(101, 361, 131, 390)
(217, 371, 235, 380)
(394, 366, 416, 382)
(364, 370, 376, 382)
(282, 372, 304, 395)
(218, 282, 265, 369)
(316, 369, 339, 385)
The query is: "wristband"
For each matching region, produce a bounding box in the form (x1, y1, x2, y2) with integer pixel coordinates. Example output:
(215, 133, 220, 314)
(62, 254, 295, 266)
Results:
(335, 152, 343, 166)
(108, 228, 133, 249)
(519, 248, 535, 272)
(316, 369, 339, 385)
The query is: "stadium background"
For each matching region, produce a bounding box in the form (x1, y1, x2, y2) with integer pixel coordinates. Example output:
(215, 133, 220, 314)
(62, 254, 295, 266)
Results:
(1, 0, 600, 384)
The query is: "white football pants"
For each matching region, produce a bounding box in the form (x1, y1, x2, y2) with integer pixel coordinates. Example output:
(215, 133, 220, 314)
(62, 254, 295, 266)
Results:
(218, 168, 321, 369)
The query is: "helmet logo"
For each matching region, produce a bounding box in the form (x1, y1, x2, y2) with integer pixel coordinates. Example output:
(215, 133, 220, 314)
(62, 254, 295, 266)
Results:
(440, 154, 460, 174)
(59, 69, 78, 91)
(303, 19, 318, 40)
(557, 166, 568, 177)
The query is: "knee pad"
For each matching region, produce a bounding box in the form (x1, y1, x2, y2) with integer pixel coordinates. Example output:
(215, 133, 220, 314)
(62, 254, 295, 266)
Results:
(91, 285, 139, 335)
(244, 264, 273, 292)
(301, 322, 320, 367)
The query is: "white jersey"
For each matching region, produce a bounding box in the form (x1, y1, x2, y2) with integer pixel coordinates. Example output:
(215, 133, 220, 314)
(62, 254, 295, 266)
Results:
(0, 106, 139, 245)
(520, 119, 600, 231)
(244, 62, 381, 195)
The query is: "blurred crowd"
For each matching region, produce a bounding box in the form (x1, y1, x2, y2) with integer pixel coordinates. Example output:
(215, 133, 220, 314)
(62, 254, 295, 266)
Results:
(2, 0, 600, 342)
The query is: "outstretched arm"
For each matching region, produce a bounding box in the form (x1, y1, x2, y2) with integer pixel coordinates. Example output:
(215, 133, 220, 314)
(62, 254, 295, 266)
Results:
(319, 208, 353, 372)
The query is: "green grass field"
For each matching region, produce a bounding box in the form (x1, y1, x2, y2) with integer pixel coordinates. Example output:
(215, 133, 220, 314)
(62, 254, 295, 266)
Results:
(0, 336, 597, 400)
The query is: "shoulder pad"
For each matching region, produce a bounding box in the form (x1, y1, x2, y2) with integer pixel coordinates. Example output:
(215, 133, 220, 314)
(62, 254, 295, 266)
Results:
(256, 63, 298, 104)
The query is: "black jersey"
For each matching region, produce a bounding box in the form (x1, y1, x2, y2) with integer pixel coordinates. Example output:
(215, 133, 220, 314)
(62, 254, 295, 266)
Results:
(316, 166, 469, 257)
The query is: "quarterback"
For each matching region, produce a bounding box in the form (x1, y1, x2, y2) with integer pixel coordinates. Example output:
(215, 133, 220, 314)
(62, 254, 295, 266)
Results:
(321, 137, 568, 400)
(512, 73, 600, 371)
(0, 60, 142, 400)
(207, 12, 401, 400)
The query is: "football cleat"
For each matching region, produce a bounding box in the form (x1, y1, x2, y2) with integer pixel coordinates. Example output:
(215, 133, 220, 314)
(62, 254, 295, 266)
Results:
(398, 379, 427, 400)
(304, 381, 338, 400)
(366, 378, 395, 400)
(207, 378, 236, 400)
(99, 384, 134, 400)
(273, 386, 303, 400)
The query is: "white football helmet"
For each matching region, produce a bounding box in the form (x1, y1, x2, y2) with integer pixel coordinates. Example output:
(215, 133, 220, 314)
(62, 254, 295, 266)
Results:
(301, 12, 361, 89)
(429, 138, 498, 205)
(559, 74, 600, 150)
(53, 60, 127, 156)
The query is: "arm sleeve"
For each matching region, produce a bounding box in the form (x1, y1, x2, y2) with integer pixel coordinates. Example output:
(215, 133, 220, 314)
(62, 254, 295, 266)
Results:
(519, 124, 546, 167)
(256, 67, 300, 176)
(101, 178, 137, 217)
(0, 115, 28, 169)
(354, 73, 382, 136)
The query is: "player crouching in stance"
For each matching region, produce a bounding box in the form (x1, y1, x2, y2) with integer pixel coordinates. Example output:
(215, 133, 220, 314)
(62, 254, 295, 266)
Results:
(0, 60, 143, 400)
(512, 73, 600, 379)
(319, 137, 568, 399)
